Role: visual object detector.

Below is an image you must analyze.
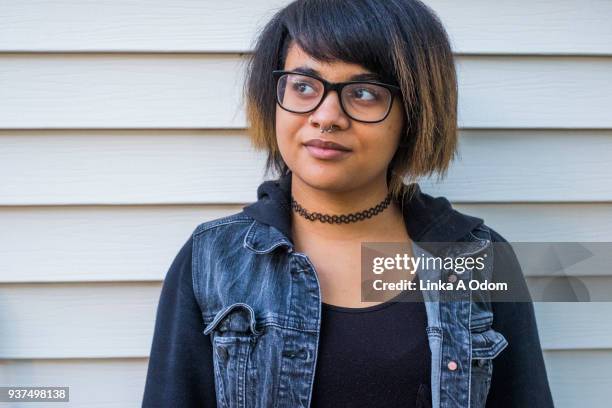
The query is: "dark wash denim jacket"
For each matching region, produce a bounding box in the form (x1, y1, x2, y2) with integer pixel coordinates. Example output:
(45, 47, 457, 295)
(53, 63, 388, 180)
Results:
(143, 171, 555, 408)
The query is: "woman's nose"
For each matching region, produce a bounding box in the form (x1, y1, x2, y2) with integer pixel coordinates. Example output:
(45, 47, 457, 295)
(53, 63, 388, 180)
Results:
(309, 91, 349, 129)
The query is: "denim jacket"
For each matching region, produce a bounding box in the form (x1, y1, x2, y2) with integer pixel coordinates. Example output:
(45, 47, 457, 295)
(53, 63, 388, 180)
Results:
(142, 171, 555, 408)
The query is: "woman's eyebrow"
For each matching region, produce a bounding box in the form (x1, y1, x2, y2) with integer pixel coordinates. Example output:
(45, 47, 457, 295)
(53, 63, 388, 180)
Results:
(290, 66, 382, 81)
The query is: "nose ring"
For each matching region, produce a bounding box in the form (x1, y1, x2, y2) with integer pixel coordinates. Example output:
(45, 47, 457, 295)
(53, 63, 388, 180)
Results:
(310, 117, 336, 133)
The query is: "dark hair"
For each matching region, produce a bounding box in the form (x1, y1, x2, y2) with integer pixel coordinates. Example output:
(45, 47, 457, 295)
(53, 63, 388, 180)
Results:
(244, 0, 458, 200)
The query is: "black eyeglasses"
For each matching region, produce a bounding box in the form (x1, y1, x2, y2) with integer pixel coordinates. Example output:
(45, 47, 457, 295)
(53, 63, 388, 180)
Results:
(272, 70, 402, 123)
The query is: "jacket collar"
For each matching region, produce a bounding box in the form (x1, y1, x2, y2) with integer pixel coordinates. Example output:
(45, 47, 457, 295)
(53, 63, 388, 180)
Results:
(242, 171, 484, 254)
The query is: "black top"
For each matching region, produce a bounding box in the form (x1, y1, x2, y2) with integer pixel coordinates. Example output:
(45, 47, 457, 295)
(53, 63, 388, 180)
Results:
(312, 289, 431, 408)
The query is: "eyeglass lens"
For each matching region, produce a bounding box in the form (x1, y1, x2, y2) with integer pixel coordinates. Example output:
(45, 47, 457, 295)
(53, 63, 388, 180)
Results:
(276, 73, 393, 122)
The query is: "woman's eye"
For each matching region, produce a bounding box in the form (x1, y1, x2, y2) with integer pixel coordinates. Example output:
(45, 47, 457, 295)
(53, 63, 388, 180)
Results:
(352, 87, 379, 101)
(292, 82, 316, 95)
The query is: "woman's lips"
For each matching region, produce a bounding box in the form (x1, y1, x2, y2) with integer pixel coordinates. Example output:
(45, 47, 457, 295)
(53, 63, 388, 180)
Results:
(304, 144, 352, 160)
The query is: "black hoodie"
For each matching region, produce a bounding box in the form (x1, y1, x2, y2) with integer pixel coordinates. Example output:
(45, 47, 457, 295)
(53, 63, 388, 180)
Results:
(142, 173, 555, 407)
(242, 170, 486, 246)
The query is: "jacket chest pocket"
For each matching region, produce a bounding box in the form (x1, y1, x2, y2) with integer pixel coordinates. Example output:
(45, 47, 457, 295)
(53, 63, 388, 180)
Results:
(204, 303, 262, 408)
(470, 328, 508, 408)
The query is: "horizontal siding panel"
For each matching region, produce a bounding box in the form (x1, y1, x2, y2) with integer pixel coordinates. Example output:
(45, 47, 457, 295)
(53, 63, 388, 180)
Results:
(1, 130, 611, 205)
(1, 0, 611, 55)
(0, 0, 286, 53)
(534, 302, 612, 350)
(428, 0, 612, 56)
(0, 283, 161, 359)
(0, 351, 608, 407)
(456, 56, 612, 128)
(1, 203, 611, 283)
(0, 205, 243, 283)
(0, 131, 266, 205)
(1, 55, 611, 129)
(0, 283, 611, 358)
(544, 350, 612, 408)
(454, 203, 612, 242)
(0, 358, 147, 408)
(421, 130, 612, 202)
(0, 54, 246, 129)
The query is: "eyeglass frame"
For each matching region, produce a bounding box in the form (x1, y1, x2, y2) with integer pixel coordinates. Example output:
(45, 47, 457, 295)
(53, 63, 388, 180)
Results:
(272, 69, 402, 124)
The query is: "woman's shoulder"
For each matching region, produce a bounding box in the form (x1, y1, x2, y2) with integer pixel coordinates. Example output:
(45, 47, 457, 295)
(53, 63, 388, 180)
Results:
(192, 210, 254, 238)
(163, 210, 255, 283)
(187, 210, 259, 264)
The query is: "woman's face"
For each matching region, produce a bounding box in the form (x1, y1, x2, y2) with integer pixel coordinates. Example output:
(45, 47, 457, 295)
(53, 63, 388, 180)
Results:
(275, 42, 405, 192)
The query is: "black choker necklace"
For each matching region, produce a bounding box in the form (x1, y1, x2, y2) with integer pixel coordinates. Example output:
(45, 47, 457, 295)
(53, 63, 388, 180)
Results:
(290, 192, 393, 224)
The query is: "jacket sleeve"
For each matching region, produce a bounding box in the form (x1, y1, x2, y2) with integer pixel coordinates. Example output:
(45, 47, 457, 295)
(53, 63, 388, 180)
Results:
(142, 235, 217, 408)
(486, 228, 555, 407)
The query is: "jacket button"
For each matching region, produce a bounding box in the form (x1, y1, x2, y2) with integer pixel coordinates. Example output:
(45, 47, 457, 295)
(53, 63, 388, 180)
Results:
(217, 346, 229, 361)
(448, 274, 457, 283)
(447, 360, 458, 371)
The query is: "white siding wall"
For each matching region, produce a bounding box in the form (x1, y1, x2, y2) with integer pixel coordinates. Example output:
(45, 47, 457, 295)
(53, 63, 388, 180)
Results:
(1, 1, 611, 406)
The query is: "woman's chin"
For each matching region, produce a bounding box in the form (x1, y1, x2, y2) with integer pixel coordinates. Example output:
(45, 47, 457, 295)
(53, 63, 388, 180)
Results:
(292, 167, 354, 192)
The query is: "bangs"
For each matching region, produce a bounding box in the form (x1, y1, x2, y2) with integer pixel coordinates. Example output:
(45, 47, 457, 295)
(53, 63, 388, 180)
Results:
(280, 0, 399, 85)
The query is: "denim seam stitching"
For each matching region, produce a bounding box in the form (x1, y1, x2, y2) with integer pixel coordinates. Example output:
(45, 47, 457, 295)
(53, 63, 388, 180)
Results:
(193, 215, 253, 237)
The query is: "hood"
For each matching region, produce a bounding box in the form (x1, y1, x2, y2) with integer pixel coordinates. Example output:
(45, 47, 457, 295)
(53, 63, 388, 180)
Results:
(242, 171, 483, 245)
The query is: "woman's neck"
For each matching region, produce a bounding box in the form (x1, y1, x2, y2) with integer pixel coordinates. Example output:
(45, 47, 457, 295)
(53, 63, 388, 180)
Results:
(289, 172, 408, 244)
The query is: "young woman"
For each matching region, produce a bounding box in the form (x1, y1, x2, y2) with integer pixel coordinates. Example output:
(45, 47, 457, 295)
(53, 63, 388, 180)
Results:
(142, 1, 554, 407)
